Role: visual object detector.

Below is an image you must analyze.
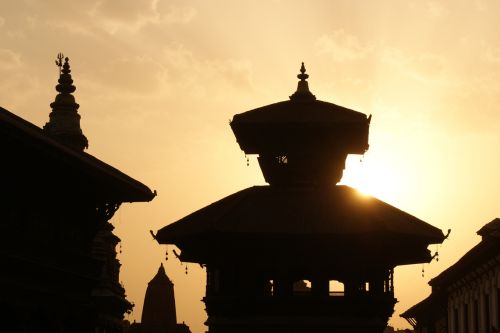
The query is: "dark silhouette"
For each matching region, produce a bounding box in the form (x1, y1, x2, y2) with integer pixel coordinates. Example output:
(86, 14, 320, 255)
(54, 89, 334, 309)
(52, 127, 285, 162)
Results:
(0, 54, 155, 332)
(402, 218, 500, 333)
(126, 264, 191, 333)
(43, 53, 88, 151)
(155, 63, 445, 332)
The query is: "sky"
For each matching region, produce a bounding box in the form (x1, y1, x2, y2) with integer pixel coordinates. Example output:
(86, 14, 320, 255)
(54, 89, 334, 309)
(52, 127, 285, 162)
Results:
(2, 0, 500, 331)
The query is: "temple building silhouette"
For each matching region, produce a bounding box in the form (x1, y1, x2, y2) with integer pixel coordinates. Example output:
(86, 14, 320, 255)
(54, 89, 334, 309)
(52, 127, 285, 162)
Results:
(155, 63, 446, 333)
(0, 54, 155, 332)
(126, 263, 191, 333)
(402, 218, 500, 333)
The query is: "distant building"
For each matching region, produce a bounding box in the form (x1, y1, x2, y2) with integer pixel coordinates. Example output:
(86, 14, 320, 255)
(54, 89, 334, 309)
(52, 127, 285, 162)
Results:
(126, 264, 191, 333)
(401, 218, 500, 333)
(0, 55, 155, 332)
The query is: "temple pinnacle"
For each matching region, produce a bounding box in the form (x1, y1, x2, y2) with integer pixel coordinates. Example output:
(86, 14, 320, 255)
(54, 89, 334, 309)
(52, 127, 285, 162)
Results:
(290, 62, 315, 101)
(297, 62, 309, 81)
(43, 53, 88, 151)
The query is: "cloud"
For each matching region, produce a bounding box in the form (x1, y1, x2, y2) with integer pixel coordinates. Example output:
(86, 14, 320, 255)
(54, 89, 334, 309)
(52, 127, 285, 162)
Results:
(482, 45, 500, 63)
(315, 30, 373, 62)
(0, 49, 22, 70)
(435, 78, 500, 133)
(381, 48, 447, 82)
(93, 56, 166, 94)
(153, 1, 197, 24)
(159, 44, 254, 100)
(427, 1, 445, 17)
(0, 0, 196, 38)
(90, 0, 197, 34)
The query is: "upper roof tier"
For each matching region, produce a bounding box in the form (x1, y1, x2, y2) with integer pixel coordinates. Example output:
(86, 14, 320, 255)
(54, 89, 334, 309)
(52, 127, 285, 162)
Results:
(230, 63, 371, 156)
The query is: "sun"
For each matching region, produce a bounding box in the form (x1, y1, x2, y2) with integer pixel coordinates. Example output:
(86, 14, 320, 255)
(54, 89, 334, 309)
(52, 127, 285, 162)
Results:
(340, 155, 402, 204)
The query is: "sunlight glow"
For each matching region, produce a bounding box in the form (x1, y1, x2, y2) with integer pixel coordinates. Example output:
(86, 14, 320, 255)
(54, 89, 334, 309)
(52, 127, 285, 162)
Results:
(340, 155, 402, 204)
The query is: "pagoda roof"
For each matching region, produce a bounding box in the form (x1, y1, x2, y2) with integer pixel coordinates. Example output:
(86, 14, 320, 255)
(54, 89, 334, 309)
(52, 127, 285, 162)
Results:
(156, 185, 444, 243)
(0, 106, 155, 202)
(230, 100, 370, 155)
(230, 64, 370, 155)
(232, 99, 369, 125)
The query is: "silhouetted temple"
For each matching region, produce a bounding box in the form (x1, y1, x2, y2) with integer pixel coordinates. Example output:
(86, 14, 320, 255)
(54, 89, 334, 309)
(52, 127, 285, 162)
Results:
(126, 264, 191, 333)
(0, 55, 155, 332)
(156, 63, 445, 332)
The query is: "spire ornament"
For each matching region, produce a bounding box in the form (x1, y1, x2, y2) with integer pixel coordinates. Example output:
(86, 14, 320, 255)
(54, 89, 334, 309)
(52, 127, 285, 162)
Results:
(297, 62, 309, 81)
(43, 53, 88, 151)
(289, 62, 316, 101)
(55, 52, 64, 74)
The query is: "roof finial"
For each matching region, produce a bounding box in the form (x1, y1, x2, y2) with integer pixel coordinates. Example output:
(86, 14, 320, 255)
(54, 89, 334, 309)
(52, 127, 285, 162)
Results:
(43, 53, 88, 151)
(290, 62, 316, 101)
(297, 62, 309, 81)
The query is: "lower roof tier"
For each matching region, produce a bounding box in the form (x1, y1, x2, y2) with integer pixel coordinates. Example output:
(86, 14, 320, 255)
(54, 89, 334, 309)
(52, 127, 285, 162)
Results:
(156, 185, 445, 267)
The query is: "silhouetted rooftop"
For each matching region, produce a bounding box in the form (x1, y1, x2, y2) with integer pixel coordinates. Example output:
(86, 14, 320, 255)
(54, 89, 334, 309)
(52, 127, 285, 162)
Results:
(429, 218, 500, 287)
(0, 105, 155, 202)
(157, 185, 444, 267)
(477, 217, 500, 237)
(400, 291, 446, 321)
(157, 185, 443, 241)
(233, 99, 368, 124)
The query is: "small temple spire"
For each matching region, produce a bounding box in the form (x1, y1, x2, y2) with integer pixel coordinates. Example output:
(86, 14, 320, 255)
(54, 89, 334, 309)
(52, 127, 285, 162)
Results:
(43, 53, 88, 151)
(150, 262, 173, 285)
(289, 62, 316, 101)
(142, 262, 178, 333)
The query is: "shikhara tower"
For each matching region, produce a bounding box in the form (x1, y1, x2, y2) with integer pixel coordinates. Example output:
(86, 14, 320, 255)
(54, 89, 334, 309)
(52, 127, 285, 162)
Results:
(156, 64, 445, 333)
(43, 54, 88, 151)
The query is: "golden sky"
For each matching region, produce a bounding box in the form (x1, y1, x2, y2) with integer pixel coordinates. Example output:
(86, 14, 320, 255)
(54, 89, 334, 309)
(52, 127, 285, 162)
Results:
(2, 0, 500, 331)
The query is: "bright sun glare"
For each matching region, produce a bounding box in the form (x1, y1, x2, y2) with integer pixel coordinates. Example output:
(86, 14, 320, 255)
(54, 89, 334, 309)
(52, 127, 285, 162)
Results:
(340, 155, 401, 204)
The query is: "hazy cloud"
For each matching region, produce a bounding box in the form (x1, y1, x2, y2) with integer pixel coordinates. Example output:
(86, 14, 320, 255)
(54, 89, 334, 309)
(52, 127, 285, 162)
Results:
(160, 44, 254, 100)
(381, 48, 447, 82)
(90, 0, 196, 34)
(482, 45, 500, 63)
(315, 30, 373, 62)
(426, 1, 446, 17)
(95, 56, 166, 94)
(153, 1, 197, 24)
(0, 49, 23, 70)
